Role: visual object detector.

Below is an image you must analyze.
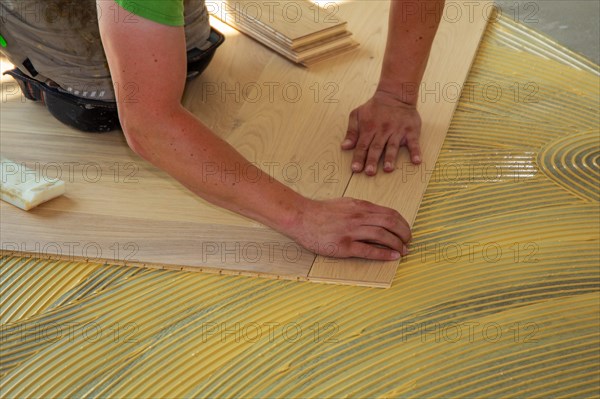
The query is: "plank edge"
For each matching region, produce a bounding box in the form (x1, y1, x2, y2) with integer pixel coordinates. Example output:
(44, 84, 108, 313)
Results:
(0, 250, 311, 283)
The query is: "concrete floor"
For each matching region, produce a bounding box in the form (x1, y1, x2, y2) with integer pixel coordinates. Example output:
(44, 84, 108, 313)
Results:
(495, 0, 600, 64)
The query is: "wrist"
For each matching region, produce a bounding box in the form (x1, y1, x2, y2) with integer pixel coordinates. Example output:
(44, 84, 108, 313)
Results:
(268, 191, 312, 240)
(376, 81, 419, 106)
(374, 86, 419, 108)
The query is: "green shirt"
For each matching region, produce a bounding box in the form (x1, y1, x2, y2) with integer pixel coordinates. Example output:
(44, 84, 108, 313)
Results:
(114, 0, 184, 26)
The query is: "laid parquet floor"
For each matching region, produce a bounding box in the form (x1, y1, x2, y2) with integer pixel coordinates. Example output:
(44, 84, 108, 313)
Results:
(1, 1, 490, 287)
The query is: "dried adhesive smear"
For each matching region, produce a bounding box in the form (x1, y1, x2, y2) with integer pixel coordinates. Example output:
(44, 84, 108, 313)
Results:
(1, 15, 599, 398)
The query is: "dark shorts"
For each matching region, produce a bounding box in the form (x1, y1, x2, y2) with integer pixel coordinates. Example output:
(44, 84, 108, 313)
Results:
(4, 27, 224, 133)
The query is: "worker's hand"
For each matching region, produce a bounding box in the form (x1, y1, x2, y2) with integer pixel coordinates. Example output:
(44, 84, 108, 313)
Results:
(342, 90, 422, 175)
(288, 197, 411, 260)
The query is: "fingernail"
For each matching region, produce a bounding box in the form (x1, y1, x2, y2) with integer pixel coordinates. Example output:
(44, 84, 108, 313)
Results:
(365, 165, 375, 174)
(414, 155, 421, 163)
(342, 139, 352, 147)
(384, 162, 393, 170)
(402, 246, 409, 256)
(391, 251, 401, 259)
(352, 162, 361, 172)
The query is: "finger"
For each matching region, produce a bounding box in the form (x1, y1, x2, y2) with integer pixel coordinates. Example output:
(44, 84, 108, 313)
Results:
(347, 200, 412, 243)
(347, 241, 402, 261)
(362, 212, 412, 244)
(406, 133, 422, 164)
(352, 226, 404, 253)
(342, 109, 359, 150)
(383, 135, 402, 172)
(351, 131, 375, 173)
(364, 135, 389, 176)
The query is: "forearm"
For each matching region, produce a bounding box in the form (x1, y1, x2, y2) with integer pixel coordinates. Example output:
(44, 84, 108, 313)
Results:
(378, 0, 445, 104)
(126, 106, 307, 235)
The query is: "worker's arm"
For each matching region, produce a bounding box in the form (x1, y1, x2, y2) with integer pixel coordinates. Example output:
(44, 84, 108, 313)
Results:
(342, 0, 445, 175)
(96, 1, 412, 260)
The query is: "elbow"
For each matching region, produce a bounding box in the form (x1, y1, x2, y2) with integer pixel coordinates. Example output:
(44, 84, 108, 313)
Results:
(118, 107, 158, 161)
(118, 102, 187, 161)
(121, 122, 149, 160)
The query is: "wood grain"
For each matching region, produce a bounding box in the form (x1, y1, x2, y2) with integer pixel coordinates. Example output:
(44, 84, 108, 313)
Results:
(0, 1, 490, 288)
(0, 22, 315, 278)
(308, 0, 494, 287)
(1, 206, 314, 279)
(209, 0, 347, 44)
(210, 0, 358, 65)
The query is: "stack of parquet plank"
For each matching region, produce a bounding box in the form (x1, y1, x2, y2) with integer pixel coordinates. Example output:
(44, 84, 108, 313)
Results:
(209, 0, 359, 66)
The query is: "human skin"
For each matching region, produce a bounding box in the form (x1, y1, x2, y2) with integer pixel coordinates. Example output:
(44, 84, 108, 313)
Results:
(96, 0, 444, 261)
(343, 0, 445, 175)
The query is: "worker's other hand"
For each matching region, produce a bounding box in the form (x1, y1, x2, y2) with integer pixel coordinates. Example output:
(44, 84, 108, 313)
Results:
(289, 198, 411, 260)
(342, 90, 422, 175)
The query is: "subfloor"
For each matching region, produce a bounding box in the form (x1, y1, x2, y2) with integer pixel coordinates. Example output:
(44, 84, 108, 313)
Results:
(1, 10, 599, 399)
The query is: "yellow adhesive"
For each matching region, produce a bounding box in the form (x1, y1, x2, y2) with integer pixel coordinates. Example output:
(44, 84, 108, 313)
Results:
(1, 15, 599, 398)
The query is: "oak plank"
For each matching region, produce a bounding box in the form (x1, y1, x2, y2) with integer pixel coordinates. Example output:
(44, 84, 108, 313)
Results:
(0, 205, 313, 278)
(209, 0, 347, 46)
(210, 0, 356, 64)
(308, 0, 494, 287)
